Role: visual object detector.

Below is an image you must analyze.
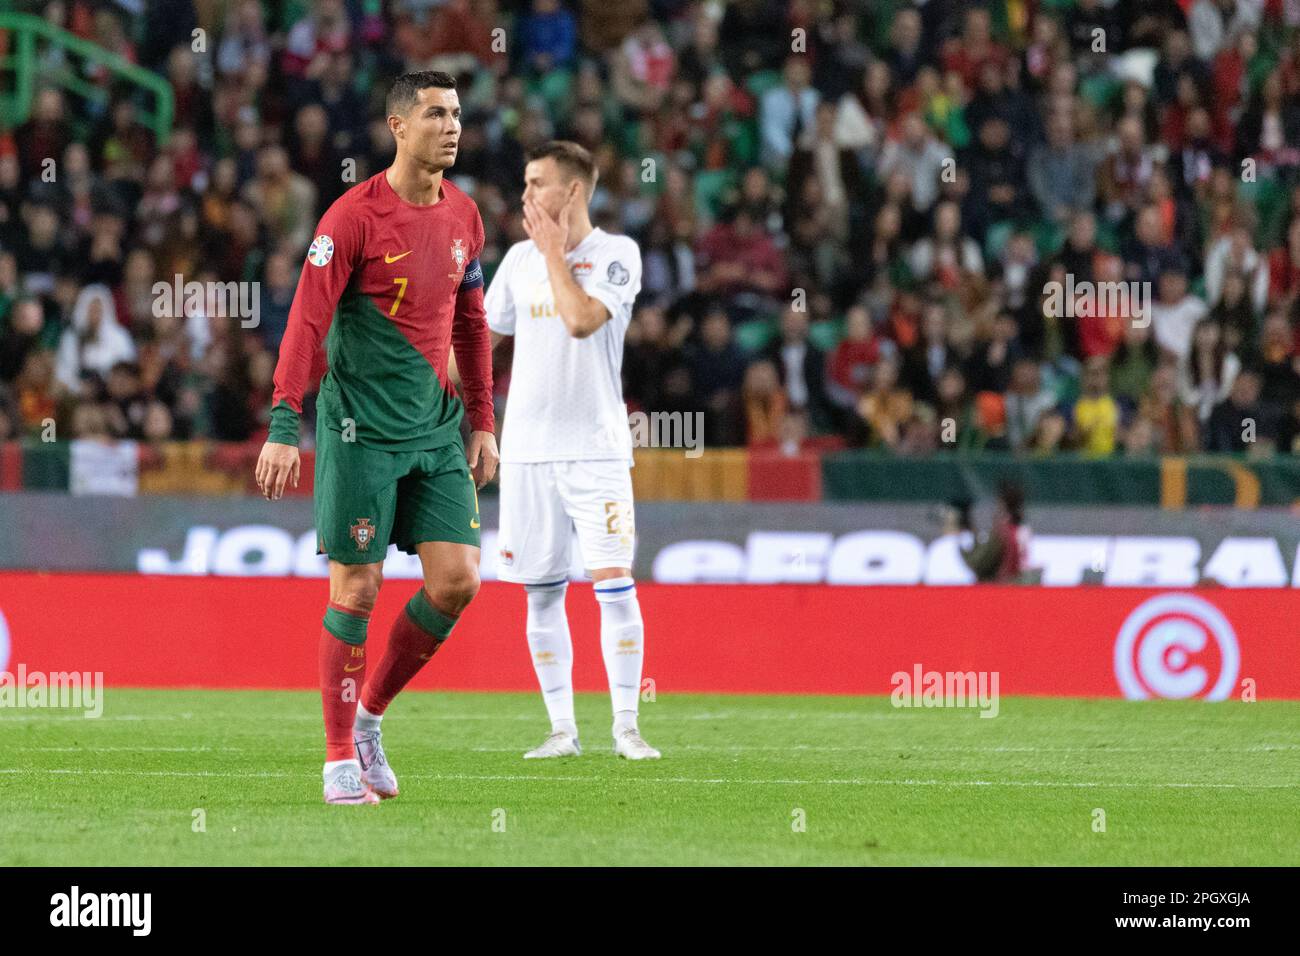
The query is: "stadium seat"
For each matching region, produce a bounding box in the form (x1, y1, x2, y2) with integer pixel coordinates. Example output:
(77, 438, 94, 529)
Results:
(808, 319, 843, 353)
(693, 169, 736, 219)
(744, 70, 782, 99)
(734, 319, 779, 353)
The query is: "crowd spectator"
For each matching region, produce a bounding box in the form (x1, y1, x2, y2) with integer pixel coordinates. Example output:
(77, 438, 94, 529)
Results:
(1207, 369, 1273, 452)
(1028, 111, 1098, 226)
(763, 306, 829, 429)
(689, 306, 747, 446)
(55, 284, 135, 392)
(1178, 317, 1241, 423)
(1072, 356, 1121, 456)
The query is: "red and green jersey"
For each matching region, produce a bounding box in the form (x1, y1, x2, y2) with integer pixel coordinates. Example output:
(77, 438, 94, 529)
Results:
(268, 171, 493, 450)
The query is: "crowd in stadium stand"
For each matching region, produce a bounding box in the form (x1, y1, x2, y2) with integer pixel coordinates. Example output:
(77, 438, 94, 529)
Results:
(2, 0, 1300, 459)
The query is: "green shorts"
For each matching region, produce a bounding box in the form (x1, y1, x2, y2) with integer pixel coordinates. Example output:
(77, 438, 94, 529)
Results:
(314, 425, 481, 564)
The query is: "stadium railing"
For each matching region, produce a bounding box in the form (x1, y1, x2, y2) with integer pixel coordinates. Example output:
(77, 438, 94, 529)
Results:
(0, 11, 173, 144)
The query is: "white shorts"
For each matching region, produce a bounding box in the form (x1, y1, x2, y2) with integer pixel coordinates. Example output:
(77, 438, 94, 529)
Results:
(496, 460, 635, 584)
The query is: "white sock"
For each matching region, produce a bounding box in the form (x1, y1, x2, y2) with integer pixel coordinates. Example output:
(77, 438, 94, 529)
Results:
(595, 576, 643, 734)
(526, 582, 575, 736)
(323, 758, 359, 775)
(354, 701, 382, 733)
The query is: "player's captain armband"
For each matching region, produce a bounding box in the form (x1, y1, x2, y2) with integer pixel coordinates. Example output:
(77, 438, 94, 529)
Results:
(459, 258, 483, 291)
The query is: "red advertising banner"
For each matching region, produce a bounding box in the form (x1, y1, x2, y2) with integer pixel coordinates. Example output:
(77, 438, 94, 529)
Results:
(0, 573, 1295, 698)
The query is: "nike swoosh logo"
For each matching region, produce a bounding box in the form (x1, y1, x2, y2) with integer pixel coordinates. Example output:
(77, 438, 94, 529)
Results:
(343, 663, 365, 673)
(384, 251, 413, 263)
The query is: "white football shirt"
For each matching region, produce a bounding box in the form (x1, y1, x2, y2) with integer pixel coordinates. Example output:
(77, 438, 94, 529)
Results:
(485, 227, 642, 464)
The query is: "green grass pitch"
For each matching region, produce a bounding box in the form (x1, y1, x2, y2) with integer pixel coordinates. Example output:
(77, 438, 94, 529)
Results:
(1, 690, 1297, 866)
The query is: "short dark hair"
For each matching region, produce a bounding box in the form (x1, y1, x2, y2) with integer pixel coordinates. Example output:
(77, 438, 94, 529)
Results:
(386, 71, 457, 116)
(526, 140, 598, 190)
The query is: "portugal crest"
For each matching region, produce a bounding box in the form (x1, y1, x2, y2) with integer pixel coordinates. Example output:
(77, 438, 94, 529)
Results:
(350, 517, 377, 551)
(450, 238, 467, 277)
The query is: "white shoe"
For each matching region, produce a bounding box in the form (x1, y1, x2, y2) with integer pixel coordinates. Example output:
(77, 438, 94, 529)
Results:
(354, 729, 399, 799)
(523, 731, 582, 759)
(323, 762, 380, 805)
(613, 728, 660, 760)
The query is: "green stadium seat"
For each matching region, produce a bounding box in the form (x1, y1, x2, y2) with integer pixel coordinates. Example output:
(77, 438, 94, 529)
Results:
(984, 221, 1016, 262)
(1079, 74, 1120, 111)
(1251, 176, 1291, 245)
(808, 319, 844, 353)
(744, 70, 783, 99)
(1095, 218, 1122, 254)
(1033, 220, 1065, 258)
(529, 70, 573, 121)
(734, 319, 778, 353)
(694, 169, 735, 219)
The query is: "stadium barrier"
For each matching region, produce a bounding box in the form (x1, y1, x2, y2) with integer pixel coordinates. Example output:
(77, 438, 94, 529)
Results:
(13, 439, 1300, 506)
(10, 493, 1300, 586)
(0, 574, 1292, 699)
(823, 450, 1300, 507)
(6, 440, 823, 501)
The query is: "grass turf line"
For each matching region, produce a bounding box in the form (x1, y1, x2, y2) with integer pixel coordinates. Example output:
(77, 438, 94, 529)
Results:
(1, 690, 1297, 866)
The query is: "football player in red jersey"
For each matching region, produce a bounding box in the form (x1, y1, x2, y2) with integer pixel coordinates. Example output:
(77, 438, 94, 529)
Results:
(256, 71, 498, 804)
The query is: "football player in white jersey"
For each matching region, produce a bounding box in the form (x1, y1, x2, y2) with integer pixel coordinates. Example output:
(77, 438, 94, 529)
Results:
(485, 141, 659, 760)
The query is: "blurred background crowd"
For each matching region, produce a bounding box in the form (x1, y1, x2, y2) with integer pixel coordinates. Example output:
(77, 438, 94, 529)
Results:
(2, 0, 1300, 459)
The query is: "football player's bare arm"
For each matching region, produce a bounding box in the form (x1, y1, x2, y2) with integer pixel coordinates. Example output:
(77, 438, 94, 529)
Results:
(521, 193, 609, 339)
(547, 261, 610, 339)
(490, 330, 508, 348)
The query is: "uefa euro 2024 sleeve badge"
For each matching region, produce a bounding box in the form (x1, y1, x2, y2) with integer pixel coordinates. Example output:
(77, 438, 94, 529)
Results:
(308, 234, 334, 267)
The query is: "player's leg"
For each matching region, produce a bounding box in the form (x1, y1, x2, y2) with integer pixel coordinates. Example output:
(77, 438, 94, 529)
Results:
(352, 541, 474, 798)
(361, 539, 479, 719)
(560, 461, 660, 760)
(522, 580, 580, 756)
(320, 560, 384, 804)
(314, 424, 399, 804)
(354, 442, 482, 787)
(590, 565, 658, 760)
(498, 462, 582, 757)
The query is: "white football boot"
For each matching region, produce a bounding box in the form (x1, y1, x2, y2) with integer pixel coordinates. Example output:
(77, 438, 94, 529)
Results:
(523, 731, 582, 759)
(613, 728, 661, 760)
(323, 762, 380, 805)
(354, 729, 399, 799)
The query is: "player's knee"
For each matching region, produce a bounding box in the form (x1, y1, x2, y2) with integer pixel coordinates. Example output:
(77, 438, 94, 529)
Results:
(333, 573, 382, 615)
(427, 564, 479, 614)
(525, 581, 567, 611)
(335, 586, 379, 616)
